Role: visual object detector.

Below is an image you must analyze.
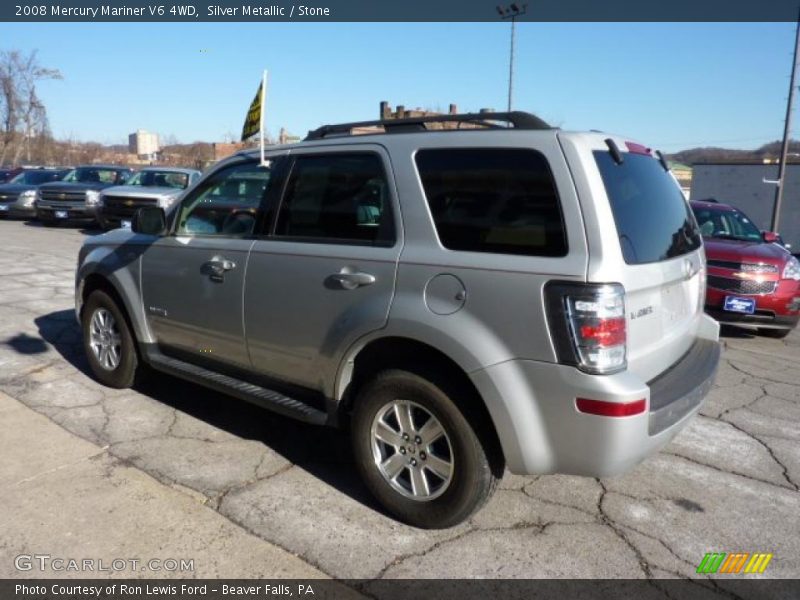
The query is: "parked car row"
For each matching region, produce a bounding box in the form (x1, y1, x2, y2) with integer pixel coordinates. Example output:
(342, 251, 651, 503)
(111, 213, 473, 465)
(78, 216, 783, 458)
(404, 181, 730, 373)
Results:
(0, 164, 201, 230)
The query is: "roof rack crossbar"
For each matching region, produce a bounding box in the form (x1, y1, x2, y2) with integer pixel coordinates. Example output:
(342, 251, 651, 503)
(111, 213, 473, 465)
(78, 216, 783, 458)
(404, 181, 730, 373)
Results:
(304, 111, 550, 140)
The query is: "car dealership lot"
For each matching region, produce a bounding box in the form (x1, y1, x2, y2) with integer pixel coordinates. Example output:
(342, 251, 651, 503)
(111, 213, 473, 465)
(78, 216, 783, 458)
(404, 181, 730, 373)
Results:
(0, 219, 798, 584)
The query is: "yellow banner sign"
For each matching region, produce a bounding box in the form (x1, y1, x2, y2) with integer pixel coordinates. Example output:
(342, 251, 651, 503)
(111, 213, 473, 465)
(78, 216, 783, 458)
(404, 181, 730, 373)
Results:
(241, 81, 262, 141)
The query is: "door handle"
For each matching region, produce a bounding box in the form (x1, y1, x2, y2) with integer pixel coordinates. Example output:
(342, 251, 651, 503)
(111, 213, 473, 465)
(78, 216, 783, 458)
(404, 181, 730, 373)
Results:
(329, 268, 376, 290)
(202, 256, 237, 281)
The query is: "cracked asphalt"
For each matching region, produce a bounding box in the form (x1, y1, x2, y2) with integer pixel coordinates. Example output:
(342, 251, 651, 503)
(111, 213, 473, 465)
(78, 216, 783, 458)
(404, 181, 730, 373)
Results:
(0, 219, 798, 587)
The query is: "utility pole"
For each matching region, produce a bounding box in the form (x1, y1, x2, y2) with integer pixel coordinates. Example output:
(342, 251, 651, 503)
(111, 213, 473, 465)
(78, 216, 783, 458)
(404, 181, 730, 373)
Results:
(772, 13, 800, 232)
(497, 4, 528, 114)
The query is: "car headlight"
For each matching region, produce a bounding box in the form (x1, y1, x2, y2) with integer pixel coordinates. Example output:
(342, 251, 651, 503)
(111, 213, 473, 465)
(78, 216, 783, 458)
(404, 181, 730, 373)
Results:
(157, 195, 176, 209)
(18, 190, 36, 206)
(85, 190, 100, 205)
(783, 256, 800, 281)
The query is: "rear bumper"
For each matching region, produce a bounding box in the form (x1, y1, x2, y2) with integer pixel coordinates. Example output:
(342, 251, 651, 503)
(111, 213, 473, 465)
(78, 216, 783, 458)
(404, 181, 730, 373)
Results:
(470, 318, 721, 476)
(647, 339, 720, 435)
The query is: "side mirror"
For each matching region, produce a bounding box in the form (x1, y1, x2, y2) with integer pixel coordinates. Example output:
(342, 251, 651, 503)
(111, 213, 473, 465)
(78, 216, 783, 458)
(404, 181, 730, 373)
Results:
(132, 206, 167, 236)
(762, 231, 779, 243)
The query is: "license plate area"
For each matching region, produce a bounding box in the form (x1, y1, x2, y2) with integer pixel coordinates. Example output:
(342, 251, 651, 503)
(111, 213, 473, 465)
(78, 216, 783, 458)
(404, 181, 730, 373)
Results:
(54, 210, 68, 219)
(0, 205, 8, 211)
(724, 295, 756, 314)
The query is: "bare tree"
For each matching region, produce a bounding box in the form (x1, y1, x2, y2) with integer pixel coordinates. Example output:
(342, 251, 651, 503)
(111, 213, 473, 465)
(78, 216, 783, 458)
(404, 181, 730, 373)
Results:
(0, 49, 61, 165)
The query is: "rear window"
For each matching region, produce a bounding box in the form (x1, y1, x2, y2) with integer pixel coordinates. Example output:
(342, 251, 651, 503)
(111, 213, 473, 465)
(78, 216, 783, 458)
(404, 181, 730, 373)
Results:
(415, 148, 567, 257)
(594, 151, 702, 264)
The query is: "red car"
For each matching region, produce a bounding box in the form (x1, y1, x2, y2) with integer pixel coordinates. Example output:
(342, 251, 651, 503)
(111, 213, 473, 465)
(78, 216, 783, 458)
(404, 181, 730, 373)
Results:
(691, 200, 800, 338)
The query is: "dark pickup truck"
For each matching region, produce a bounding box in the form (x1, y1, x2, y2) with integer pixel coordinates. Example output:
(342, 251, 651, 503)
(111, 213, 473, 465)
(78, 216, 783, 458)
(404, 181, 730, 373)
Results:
(36, 165, 133, 226)
(0, 167, 71, 218)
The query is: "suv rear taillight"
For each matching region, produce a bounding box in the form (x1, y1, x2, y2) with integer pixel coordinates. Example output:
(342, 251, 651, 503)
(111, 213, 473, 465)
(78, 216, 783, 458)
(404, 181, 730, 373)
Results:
(545, 282, 627, 375)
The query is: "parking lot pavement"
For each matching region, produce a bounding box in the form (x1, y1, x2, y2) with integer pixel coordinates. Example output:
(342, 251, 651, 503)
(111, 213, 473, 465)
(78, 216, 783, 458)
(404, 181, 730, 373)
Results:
(0, 219, 798, 586)
(0, 390, 329, 580)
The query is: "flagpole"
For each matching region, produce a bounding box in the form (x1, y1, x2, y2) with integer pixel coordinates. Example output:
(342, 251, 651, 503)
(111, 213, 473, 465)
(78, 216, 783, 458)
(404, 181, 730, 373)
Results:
(260, 70, 268, 166)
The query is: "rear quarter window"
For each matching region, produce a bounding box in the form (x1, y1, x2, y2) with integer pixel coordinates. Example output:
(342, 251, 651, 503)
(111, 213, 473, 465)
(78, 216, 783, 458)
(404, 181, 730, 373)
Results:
(594, 151, 702, 264)
(415, 148, 567, 257)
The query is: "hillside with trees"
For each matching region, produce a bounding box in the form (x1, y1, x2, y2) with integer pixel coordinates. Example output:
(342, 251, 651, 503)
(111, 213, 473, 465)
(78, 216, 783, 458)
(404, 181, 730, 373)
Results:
(668, 140, 800, 165)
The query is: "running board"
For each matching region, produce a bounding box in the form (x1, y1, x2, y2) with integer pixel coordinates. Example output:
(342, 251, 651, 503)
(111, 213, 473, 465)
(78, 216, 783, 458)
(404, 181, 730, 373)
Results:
(144, 349, 327, 426)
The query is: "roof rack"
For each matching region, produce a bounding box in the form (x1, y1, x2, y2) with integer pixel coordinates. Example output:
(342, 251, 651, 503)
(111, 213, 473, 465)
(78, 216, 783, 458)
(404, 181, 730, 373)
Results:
(304, 111, 551, 140)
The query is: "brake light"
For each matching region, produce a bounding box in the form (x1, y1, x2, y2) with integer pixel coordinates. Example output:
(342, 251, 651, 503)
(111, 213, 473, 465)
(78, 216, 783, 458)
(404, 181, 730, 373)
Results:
(545, 282, 627, 374)
(625, 141, 652, 156)
(579, 318, 626, 347)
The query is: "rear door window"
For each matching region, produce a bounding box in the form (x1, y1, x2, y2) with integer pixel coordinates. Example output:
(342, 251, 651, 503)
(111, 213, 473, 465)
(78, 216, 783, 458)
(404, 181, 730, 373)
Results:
(415, 148, 567, 257)
(594, 151, 702, 264)
(274, 153, 395, 245)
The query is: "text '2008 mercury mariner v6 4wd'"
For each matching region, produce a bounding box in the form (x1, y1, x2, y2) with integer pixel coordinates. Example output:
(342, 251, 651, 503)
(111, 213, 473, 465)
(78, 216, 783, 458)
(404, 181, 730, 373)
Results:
(75, 111, 721, 528)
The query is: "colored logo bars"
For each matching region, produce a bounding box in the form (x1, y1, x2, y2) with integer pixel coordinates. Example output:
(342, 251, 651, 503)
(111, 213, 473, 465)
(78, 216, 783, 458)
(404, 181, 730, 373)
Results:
(697, 552, 773, 574)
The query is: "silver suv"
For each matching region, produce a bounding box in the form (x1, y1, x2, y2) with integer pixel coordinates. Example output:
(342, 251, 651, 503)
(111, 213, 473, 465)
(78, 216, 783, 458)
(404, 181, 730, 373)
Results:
(75, 112, 721, 528)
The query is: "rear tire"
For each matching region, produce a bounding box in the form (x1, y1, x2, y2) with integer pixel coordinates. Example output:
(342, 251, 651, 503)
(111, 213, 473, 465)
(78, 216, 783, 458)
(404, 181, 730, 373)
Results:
(351, 369, 499, 528)
(81, 290, 140, 388)
(758, 328, 792, 339)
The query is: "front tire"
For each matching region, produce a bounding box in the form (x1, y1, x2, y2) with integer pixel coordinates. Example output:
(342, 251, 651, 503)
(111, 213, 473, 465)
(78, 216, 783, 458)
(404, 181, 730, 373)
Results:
(351, 369, 499, 528)
(81, 290, 140, 388)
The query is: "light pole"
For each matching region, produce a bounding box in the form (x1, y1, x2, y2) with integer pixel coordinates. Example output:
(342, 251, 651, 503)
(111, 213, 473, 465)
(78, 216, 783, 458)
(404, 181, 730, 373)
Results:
(772, 12, 800, 233)
(497, 3, 528, 113)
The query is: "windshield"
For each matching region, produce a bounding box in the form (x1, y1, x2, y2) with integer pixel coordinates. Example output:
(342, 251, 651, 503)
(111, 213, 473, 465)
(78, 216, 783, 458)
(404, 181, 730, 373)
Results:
(10, 170, 67, 185)
(64, 167, 122, 184)
(125, 170, 189, 189)
(691, 206, 763, 242)
(594, 151, 702, 264)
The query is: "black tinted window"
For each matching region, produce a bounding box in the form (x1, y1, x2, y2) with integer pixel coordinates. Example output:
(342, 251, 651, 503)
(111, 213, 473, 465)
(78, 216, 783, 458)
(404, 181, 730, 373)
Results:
(594, 151, 702, 264)
(276, 154, 394, 245)
(415, 148, 567, 257)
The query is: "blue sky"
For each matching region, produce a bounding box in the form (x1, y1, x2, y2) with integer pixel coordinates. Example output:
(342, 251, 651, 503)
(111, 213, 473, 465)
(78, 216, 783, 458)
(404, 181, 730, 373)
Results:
(0, 22, 796, 151)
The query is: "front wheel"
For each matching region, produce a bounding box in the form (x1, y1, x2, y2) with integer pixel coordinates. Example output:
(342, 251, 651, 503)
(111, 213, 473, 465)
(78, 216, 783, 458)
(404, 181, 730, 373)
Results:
(351, 369, 499, 528)
(81, 290, 140, 388)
